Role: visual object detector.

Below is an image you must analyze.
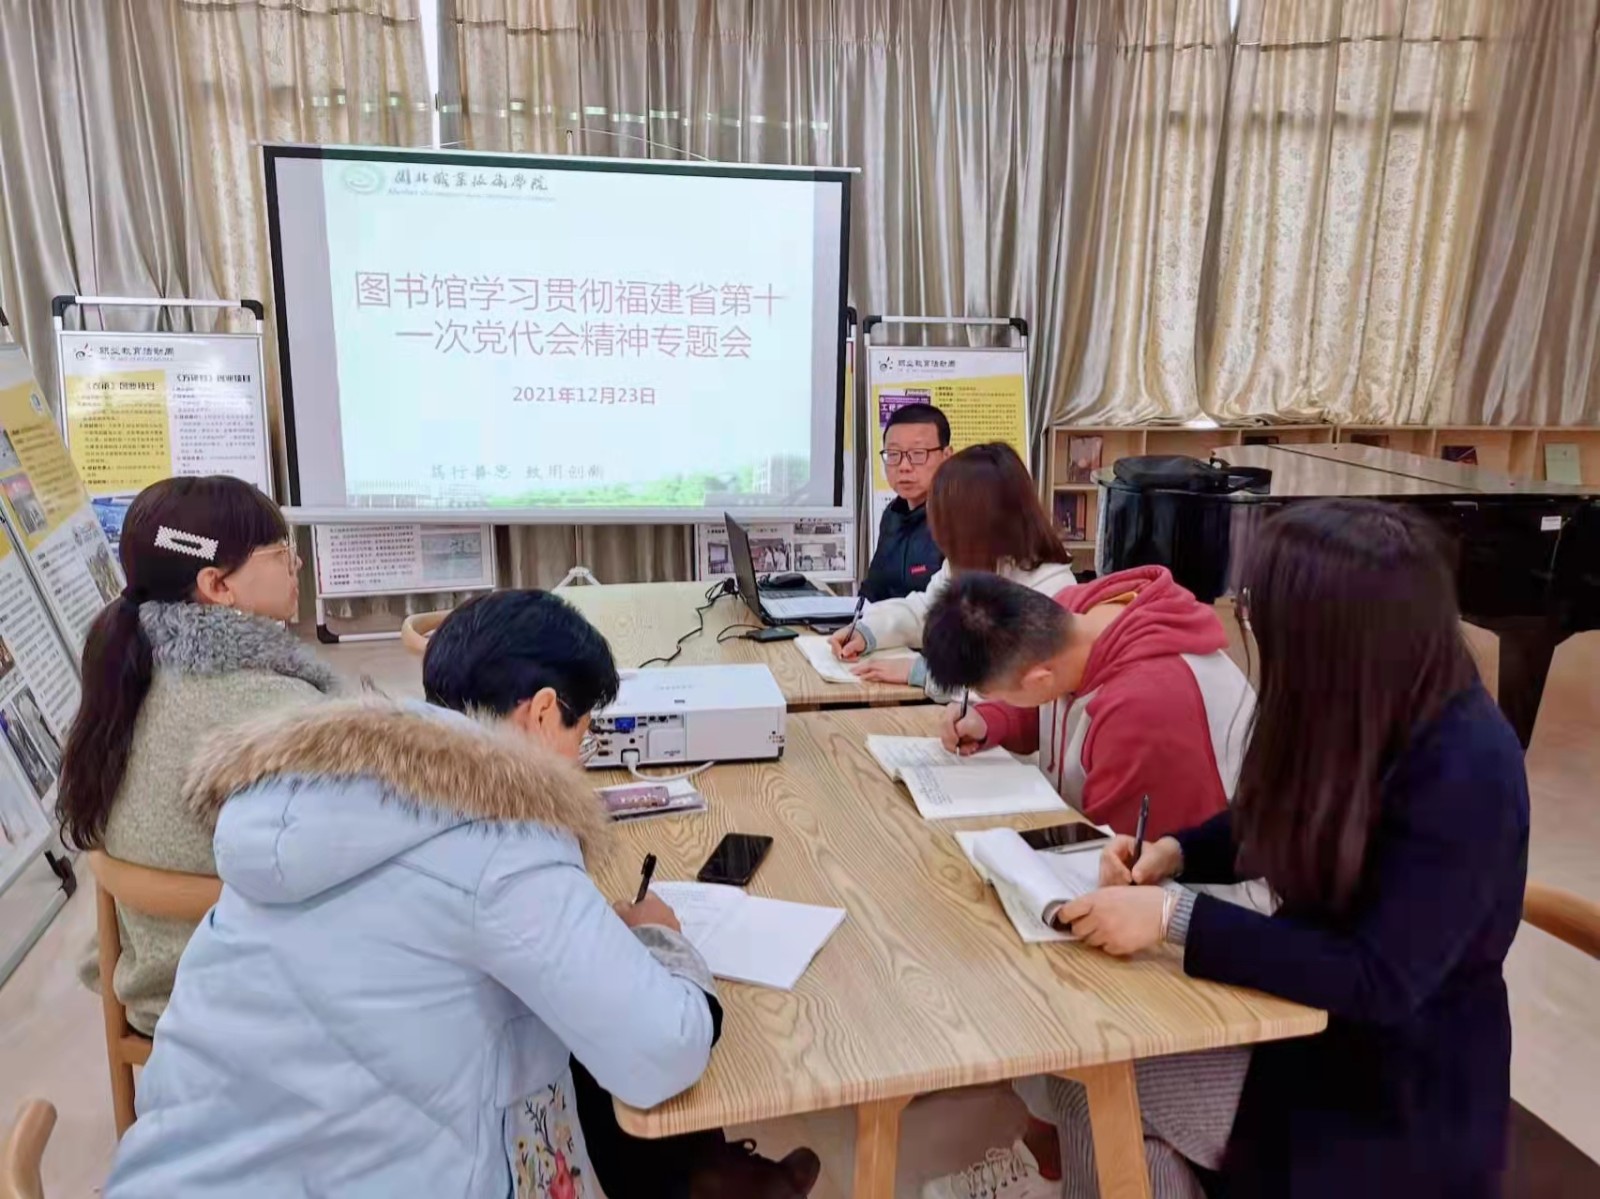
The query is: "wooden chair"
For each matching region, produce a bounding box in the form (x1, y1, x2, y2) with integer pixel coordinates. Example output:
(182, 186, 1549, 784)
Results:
(1522, 881, 1600, 960)
(86, 851, 221, 1138)
(0, 1100, 56, 1199)
(400, 609, 447, 656)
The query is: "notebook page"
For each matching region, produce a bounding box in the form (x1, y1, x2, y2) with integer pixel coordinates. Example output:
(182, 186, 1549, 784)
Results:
(971, 829, 1101, 924)
(650, 881, 743, 949)
(864, 735, 1015, 781)
(650, 882, 845, 990)
(794, 636, 917, 685)
(902, 762, 1067, 820)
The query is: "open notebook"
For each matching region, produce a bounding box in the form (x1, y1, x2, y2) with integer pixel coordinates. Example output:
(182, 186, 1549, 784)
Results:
(794, 635, 918, 685)
(955, 828, 1103, 943)
(865, 735, 1067, 820)
(652, 881, 846, 990)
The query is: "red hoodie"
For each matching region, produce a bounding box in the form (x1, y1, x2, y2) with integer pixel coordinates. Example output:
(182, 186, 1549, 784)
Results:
(976, 566, 1255, 838)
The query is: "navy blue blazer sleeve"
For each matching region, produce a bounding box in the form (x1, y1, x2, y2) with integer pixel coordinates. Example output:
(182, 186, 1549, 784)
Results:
(1173, 810, 1239, 884)
(1181, 701, 1528, 1027)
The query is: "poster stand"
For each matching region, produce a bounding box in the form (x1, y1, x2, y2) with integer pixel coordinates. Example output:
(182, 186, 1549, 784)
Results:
(310, 522, 500, 644)
(0, 321, 83, 985)
(860, 315, 1031, 551)
(51, 296, 274, 535)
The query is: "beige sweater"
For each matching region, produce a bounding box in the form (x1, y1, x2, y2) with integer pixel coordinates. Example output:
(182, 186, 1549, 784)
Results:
(79, 603, 338, 1035)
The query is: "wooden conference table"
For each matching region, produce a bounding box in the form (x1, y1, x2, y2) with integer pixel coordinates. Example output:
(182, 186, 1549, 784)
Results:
(376, 580, 927, 711)
(592, 706, 1327, 1199)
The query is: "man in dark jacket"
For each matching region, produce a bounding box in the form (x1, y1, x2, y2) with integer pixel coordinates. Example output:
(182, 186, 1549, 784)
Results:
(862, 403, 950, 601)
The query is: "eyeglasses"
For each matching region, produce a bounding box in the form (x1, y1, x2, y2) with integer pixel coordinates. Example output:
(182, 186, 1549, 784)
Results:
(221, 539, 300, 582)
(879, 448, 943, 467)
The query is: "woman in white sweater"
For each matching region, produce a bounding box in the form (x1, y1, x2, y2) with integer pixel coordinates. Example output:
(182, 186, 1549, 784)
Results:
(832, 442, 1076, 690)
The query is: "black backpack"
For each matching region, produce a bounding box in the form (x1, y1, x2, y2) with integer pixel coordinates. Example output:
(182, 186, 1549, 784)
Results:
(1111, 454, 1272, 495)
(1100, 455, 1272, 602)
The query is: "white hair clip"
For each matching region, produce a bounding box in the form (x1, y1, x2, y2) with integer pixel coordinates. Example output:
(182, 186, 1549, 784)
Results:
(154, 525, 219, 561)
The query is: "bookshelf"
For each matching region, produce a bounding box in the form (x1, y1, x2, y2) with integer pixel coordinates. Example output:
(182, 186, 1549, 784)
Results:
(1045, 423, 1600, 554)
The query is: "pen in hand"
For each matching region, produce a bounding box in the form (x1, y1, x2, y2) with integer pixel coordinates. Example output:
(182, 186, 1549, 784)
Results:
(955, 687, 974, 751)
(634, 852, 658, 905)
(1130, 795, 1151, 881)
(845, 594, 867, 646)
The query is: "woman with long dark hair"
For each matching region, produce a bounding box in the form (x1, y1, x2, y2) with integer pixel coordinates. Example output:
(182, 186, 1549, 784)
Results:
(1006, 499, 1528, 1199)
(832, 442, 1074, 687)
(63, 476, 337, 1035)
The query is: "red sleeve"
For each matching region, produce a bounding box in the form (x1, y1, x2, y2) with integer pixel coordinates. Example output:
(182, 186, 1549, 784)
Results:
(1077, 661, 1229, 838)
(975, 700, 1039, 756)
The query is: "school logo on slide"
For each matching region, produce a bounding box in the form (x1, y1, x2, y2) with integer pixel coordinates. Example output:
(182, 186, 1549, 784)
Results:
(341, 164, 385, 195)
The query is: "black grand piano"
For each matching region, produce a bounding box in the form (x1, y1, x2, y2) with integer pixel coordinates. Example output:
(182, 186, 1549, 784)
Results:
(1098, 442, 1600, 748)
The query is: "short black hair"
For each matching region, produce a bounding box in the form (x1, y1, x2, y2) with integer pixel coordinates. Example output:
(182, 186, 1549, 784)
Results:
(921, 572, 1070, 690)
(423, 589, 620, 722)
(884, 403, 950, 447)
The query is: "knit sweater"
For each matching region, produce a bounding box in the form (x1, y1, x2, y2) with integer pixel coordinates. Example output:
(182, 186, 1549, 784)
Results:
(78, 603, 338, 1035)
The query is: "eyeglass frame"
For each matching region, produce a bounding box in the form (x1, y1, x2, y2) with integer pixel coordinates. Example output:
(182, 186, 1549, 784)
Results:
(878, 447, 946, 467)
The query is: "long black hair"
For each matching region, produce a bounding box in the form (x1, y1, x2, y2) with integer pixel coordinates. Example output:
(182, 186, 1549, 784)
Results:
(56, 476, 287, 850)
(1232, 499, 1477, 917)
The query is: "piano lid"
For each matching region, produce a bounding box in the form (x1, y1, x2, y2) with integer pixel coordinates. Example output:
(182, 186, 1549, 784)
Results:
(1081, 442, 1600, 500)
(1255, 442, 1597, 497)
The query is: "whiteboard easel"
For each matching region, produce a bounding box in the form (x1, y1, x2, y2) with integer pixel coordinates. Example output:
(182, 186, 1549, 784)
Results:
(310, 522, 499, 644)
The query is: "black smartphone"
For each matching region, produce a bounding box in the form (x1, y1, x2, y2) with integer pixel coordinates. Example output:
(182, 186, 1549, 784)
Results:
(697, 833, 774, 886)
(1020, 823, 1111, 853)
(748, 626, 799, 643)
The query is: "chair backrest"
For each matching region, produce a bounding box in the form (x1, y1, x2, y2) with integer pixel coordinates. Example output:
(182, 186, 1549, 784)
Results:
(400, 609, 447, 656)
(0, 1100, 56, 1199)
(86, 851, 222, 923)
(1523, 881, 1600, 960)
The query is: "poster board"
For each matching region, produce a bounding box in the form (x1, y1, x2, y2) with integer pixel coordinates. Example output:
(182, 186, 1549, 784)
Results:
(0, 344, 122, 655)
(865, 331, 1029, 548)
(694, 519, 855, 582)
(313, 524, 496, 597)
(54, 305, 272, 551)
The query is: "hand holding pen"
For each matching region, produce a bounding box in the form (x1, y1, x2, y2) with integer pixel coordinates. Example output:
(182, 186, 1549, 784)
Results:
(616, 852, 680, 933)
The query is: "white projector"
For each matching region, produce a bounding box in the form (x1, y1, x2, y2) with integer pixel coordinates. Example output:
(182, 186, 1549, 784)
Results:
(588, 664, 786, 768)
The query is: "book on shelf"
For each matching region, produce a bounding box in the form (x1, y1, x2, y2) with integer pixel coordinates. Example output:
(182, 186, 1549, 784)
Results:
(1064, 435, 1104, 483)
(1440, 444, 1479, 466)
(1544, 443, 1582, 485)
(1052, 492, 1088, 543)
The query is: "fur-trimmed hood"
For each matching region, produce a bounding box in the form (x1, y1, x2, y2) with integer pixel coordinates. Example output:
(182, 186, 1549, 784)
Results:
(183, 699, 610, 905)
(141, 601, 339, 694)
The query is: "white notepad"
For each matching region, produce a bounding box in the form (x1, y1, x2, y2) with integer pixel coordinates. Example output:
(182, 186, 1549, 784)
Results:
(900, 758, 1067, 821)
(651, 881, 846, 990)
(793, 635, 918, 685)
(865, 734, 1018, 780)
(955, 828, 1103, 943)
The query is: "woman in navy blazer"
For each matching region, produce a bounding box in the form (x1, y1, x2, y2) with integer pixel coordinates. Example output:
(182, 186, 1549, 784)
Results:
(1055, 498, 1530, 1199)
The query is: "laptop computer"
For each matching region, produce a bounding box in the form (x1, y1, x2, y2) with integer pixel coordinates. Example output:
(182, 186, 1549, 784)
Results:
(725, 514, 860, 625)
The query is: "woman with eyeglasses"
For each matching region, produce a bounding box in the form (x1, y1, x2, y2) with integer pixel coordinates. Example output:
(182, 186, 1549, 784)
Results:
(60, 475, 337, 1038)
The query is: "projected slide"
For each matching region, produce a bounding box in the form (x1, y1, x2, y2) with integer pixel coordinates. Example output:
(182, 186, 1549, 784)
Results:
(267, 148, 851, 520)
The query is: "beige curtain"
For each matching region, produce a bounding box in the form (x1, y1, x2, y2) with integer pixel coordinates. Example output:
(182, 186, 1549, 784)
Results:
(448, 0, 1098, 584)
(1052, 1, 1233, 424)
(1202, 0, 1507, 424)
(1453, 0, 1600, 426)
(0, 1, 202, 398)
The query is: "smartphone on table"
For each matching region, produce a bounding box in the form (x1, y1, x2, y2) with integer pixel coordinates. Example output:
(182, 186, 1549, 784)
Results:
(1020, 823, 1111, 854)
(697, 833, 774, 886)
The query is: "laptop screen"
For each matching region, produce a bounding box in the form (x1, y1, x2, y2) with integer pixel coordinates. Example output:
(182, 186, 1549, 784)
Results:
(723, 514, 765, 620)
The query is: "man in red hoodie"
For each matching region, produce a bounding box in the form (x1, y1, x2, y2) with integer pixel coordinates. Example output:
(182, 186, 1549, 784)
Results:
(922, 565, 1254, 839)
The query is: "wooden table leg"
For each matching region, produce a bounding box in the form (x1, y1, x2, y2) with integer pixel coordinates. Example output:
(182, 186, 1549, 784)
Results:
(1057, 1063, 1152, 1199)
(853, 1095, 912, 1199)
